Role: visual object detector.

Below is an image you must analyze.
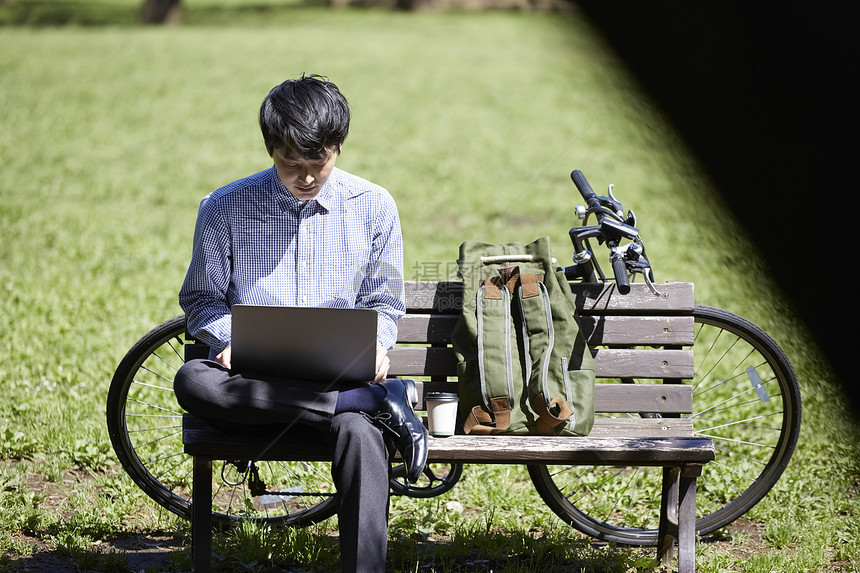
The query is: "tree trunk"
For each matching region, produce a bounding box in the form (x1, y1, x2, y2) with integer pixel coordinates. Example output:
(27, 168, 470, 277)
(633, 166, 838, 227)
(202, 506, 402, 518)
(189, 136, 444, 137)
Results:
(141, 0, 182, 24)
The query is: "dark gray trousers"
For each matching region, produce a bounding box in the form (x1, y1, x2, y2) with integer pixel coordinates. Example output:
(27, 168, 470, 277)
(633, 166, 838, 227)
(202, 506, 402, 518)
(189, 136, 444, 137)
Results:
(174, 359, 390, 573)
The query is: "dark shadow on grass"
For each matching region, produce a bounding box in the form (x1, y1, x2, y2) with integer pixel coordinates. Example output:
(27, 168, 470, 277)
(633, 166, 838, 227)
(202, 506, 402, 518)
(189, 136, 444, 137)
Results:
(0, 0, 140, 26)
(574, 1, 860, 415)
(0, 0, 332, 26)
(3, 533, 187, 573)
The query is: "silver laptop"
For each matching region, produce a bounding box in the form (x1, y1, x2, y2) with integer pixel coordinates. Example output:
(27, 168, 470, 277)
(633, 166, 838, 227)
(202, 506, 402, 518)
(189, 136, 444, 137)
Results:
(231, 305, 378, 384)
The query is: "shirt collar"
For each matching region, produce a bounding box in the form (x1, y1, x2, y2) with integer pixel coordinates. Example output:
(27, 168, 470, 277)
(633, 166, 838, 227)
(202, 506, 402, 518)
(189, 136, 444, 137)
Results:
(313, 176, 336, 212)
(268, 166, 340, 213)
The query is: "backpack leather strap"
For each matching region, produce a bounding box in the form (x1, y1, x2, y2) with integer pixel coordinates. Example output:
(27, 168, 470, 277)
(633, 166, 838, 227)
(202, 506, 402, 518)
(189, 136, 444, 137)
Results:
(531, 393, 574, 435)
(463, 396, 511, 435)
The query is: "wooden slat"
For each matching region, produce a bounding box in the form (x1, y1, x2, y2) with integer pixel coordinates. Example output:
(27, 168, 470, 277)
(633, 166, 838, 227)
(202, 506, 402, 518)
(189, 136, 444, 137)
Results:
(593, 383, 692, 414)
(421, 435, 713, 464)
(183, 434, 714, 465)
(388, 347, 455, 377)
(404, 281, 463, 314)
(589, 417, 694, 438)
(183, 414, 713, 465)
(592, 349, 694, 379)
(581, 315, 694, 346)
(396, 314, 694, 346)
(571, 282, 694, 316)
(396, 314, 458, 344)
(388, 347, 693, 380)
(404, 281, 693, 315)
(411, 382, 693, 414)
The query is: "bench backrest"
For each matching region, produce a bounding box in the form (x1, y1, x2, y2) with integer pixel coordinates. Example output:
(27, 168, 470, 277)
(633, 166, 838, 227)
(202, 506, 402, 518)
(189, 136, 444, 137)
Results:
(393, 280, 693, 410)
(185, 281, 696, 436)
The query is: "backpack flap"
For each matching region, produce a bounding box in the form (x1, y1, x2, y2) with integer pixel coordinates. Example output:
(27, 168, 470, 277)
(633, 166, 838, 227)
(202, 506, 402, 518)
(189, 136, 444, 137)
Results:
(468, 275, 517, 434)
(515, 271, 575, 435)
(519, 237, 595, 436)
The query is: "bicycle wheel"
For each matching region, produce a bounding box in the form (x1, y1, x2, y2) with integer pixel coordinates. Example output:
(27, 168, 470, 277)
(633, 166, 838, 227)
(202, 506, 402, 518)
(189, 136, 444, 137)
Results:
(106, 316, 338, 527)
(389, 462, 464, 498)
(528, 304, 802, 544)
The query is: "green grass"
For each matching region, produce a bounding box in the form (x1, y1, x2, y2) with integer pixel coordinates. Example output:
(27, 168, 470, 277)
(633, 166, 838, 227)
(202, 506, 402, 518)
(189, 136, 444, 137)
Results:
(2, 4, 859, 572)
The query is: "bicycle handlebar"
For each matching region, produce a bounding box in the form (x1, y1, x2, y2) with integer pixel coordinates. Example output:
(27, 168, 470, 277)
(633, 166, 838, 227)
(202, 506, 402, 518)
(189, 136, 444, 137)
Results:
(570, 169, 599, 208)
(610, 254, 631, 295)
(569, 169, 631, 292)
(567, 169, 658, 295)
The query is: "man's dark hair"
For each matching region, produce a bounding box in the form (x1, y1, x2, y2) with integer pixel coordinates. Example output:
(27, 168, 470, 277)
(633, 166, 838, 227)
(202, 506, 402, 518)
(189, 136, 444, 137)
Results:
(259, 74, 350, 157)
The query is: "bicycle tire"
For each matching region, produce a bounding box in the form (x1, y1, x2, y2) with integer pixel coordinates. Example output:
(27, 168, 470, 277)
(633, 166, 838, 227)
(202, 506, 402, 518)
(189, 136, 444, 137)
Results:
(106, 316, 338, 527)
(528, 304, 802, 545)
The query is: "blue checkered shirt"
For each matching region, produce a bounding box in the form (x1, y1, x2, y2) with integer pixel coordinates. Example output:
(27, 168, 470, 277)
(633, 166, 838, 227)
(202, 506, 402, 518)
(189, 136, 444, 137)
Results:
(179, 166, 406, 357)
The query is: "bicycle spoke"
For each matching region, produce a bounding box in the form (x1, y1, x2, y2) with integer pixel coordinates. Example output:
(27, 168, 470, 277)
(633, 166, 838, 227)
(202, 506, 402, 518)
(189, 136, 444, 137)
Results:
(696, 415, 784, 435)
(128, 397, 184, 416)
(565, 466, 630, 506)
(699, 433, 778, 452)
(138, 448, 186, 469)
(127, 424, 182, 434)
(138, 365, 178, 385)
(694, 348, 755, 402)
(132, 427, 183, 451)
(695, 393, 781, 419)
(131, 379, 175, 392)
(703, 457, 759, 482)
(711, 443, 770, 467)
(149, 346, 183, 372)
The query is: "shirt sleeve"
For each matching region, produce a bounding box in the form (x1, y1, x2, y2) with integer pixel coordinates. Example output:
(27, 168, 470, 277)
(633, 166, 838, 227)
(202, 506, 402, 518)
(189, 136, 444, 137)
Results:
(356, 190, 406, 350)
(178, 194, 233, 354)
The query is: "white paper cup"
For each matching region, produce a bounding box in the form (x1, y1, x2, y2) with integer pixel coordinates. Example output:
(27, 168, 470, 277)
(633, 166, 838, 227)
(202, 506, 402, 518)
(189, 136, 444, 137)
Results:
(426, 392, 459, 437)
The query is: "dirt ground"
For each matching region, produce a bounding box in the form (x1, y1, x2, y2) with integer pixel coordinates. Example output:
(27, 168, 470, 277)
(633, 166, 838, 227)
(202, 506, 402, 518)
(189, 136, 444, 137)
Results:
(4, 519, 774, 573)
(5, 532, 184, 572)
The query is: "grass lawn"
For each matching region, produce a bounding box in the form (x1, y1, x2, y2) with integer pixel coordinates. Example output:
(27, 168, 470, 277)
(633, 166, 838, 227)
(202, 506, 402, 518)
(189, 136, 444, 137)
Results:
(2, 3, 859, 571)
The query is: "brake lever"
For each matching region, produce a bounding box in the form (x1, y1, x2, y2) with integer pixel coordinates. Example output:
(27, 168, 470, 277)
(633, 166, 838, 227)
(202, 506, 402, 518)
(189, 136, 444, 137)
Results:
(605, 184, 624, 218)
(626, 258, 661, 296)
(642, 269, 662, 296)
(619, 240, 662, 296)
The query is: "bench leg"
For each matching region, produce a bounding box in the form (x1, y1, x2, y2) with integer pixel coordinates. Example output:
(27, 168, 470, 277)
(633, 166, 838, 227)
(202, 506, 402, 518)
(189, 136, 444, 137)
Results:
(657, 464, 701, 573)
(677, 465, 701, 573)
(658, 466, 680, 566)
(192, 455, 213, 573)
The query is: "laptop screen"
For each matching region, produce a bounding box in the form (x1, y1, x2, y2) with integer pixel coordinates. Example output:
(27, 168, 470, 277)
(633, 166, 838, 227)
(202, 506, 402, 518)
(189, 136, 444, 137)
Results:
(230, 305, 378, 384)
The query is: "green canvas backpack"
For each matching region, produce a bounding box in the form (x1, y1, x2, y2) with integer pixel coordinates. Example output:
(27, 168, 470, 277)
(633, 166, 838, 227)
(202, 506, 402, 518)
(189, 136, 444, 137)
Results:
(451, 237, 595, 436)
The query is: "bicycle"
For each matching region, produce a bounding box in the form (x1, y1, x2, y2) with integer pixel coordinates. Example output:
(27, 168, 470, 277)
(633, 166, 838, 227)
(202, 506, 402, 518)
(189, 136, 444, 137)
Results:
(106, 168, 801, 544)
(525, 170, 801, 544)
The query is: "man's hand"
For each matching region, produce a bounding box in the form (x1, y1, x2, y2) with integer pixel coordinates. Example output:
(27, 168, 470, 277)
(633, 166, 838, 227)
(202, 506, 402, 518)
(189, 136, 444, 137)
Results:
(373, 345, 390, 383)
(216, 345, 232, 370)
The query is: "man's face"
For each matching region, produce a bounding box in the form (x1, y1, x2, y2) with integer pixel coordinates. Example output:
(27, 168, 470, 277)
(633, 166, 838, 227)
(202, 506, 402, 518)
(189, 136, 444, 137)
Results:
(270, 146, 338, 201)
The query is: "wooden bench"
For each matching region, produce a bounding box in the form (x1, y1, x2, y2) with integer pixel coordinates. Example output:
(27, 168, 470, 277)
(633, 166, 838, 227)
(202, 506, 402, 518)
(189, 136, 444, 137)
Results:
(183, 281, 714, 573)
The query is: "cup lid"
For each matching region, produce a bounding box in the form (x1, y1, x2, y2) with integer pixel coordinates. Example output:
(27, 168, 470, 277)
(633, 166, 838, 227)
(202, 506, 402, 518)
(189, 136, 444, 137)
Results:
(426, 391, 459, 400)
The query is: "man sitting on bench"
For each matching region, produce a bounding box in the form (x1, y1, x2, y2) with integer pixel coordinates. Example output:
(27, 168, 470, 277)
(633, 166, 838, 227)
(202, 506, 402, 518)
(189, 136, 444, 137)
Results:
(173, 74, 428, 573)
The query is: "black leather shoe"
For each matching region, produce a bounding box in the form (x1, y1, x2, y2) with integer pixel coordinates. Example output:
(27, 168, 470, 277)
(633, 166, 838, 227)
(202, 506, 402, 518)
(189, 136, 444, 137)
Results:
(374, 379, 428, 483)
